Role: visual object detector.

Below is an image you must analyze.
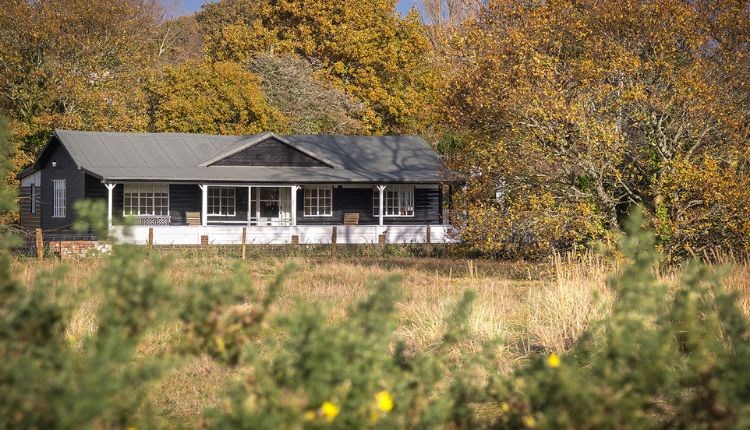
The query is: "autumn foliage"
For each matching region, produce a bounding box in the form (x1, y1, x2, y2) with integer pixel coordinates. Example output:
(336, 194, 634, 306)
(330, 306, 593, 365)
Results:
(444, 0, 750, 258)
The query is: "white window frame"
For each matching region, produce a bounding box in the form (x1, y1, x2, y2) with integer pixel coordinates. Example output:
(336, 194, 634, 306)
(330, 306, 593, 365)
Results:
(372, 184, 415, 217)
(208, 187, 236, 217)
(52, 179, 66, 218)
(30, 184, 36, 214)
(123, 183, 170, 216)
(303, 185, 333, 217)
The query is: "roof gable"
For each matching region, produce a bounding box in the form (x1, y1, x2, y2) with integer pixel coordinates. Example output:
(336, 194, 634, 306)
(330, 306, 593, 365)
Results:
(200, 133, 334, 168)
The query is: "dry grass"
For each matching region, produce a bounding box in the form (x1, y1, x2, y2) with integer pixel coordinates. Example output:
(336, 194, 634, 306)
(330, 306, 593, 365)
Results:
(11, 249, 750, 425)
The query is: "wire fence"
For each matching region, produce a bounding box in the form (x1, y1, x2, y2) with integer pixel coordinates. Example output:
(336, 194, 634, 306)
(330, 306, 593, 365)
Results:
(7, 225, 459, 260)
(10, 228, 99, 257)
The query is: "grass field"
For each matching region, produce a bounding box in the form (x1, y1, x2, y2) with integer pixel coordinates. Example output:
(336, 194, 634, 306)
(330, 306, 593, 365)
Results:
(11, 248, 750, 426)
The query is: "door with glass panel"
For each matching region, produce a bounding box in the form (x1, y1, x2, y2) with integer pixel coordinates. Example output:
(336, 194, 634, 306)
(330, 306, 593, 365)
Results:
(250, 187, 292, 226)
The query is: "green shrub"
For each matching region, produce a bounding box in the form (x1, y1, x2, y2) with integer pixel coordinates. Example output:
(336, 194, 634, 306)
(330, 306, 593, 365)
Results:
(205, 276, 480, 429)
(485, 208, 750, 429)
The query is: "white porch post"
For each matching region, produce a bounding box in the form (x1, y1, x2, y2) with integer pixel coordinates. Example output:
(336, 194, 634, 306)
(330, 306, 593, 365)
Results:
(247, 186, 253, 225)
(199, 184, 208, 227)
(291, 185, 300, 226)
(377, 185, 386, 226)
(105, 183, 116, 228)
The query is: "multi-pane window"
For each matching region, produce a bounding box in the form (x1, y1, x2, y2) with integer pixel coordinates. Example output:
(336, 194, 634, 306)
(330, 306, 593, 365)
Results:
(52, 179, 66, 218)
(372, 184, 414, 217)
(303, 185, 332, 216)
(124, 184, 169, 216)
(208, 187, 236, 216)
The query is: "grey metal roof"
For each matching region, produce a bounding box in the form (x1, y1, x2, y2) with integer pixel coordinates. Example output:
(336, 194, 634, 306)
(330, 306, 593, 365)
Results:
(45, 130, 445, 183)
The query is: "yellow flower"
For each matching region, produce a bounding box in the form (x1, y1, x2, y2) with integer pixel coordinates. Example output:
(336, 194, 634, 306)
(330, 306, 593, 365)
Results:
(375, 390, 394, 412)
(547, 353, 561, 368)
(303, 410, 317, 421)
(500, 402, 510, 413)
(321, 401, 340, 422)
(214, 336, 226, 353)
(522, 415, 537, 428)
(127, 427, 137, 430)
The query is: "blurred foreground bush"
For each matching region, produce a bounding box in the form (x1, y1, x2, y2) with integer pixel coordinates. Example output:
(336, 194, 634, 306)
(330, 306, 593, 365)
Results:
(485, 209, 750, 429)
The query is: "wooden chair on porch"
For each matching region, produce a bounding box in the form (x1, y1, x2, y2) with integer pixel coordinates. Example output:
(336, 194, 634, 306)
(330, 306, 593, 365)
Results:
(186, 211, 201, 226)
(344, 212, 360, 225)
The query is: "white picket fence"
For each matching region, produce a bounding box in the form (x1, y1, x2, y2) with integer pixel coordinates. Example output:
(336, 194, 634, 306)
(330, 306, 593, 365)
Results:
(110, 224, 458, 246)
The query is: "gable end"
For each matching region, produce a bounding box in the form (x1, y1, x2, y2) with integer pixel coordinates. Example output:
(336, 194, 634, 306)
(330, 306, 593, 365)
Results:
(211, 137, 330, 167)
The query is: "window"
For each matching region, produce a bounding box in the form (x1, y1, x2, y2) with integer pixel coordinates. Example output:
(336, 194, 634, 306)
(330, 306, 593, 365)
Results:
(30, 184, 36, 214)
(372, 185, 414, 217)
(52, 179, 66, 218)
(208, 187, 236, 216)
(257, 187, 279, 218)
(303, 185, 332, 216)
(123, 183, 169, 216)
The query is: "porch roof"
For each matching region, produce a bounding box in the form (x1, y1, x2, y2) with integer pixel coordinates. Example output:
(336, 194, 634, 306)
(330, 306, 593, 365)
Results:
(25, 130, 451, 183)
(83, 166, 442, 183)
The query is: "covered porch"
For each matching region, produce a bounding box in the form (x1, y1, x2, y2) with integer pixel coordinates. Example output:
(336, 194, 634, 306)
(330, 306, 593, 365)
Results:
(102, 182, 453, 244)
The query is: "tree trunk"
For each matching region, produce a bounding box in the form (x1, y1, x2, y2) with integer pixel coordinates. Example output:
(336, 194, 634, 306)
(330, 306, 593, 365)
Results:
(595, 180, 620, 232)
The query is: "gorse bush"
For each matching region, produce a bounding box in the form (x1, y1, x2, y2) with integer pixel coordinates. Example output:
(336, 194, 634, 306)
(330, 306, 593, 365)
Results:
(485, 209, 750, 429)
(206, 276, 479, 429)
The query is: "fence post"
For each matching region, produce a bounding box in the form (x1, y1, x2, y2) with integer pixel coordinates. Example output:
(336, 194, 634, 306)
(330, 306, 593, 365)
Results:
(148, 227, 154, 250)
(425, 225, 432, 257)
(241, 227, 247, 260)
(467, 260, 477, 278)
(331, 226, 337, 259)
(35, 228, 43, 262)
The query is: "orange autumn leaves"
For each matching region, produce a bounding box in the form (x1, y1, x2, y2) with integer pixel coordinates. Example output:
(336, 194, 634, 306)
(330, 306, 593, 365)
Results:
(444, 0, 750, 257)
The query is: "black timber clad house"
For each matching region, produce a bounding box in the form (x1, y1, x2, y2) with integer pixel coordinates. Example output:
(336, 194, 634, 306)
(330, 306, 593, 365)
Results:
(17, 130, 455, 243)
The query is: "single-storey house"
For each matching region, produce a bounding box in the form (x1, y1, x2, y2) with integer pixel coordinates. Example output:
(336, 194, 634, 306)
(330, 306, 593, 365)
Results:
(17, 130, 458, 245)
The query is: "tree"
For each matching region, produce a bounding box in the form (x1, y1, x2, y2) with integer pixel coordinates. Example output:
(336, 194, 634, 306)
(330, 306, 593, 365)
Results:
(195, 0, 436, 134)
(155, 15, 204, 65)
(146, 61, 288, 135)
(249, 53, 365, 135)
(420, 0, 482, 57)
(0, 0, 164, 154)
(443, 0, 750, 257)
(0, 0, 168, 222)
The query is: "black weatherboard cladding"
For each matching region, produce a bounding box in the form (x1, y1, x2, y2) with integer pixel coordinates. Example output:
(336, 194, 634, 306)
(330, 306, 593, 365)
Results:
(169, 184, 201, 224)
(212, 138, 329, 167)
(41, 140, 85, 230)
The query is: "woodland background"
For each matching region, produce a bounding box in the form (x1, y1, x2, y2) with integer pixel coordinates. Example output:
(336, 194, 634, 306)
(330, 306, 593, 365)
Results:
(1, 0, 749, 259)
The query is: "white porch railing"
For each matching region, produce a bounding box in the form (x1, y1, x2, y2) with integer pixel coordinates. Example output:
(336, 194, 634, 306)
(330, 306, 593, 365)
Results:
(126, 215, 171, 226)
(110, 225, 458, 246)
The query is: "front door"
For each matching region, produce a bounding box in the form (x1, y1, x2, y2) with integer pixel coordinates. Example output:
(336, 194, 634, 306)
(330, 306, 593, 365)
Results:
(251, 187, 291, 225)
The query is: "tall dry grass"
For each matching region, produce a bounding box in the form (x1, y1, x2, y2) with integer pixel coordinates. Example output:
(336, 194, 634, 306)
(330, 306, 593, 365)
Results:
(525, 252, 614, 354)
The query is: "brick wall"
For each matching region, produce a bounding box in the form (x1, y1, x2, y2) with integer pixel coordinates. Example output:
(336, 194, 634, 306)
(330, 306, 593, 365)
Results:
(47, 241, 111, 259)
